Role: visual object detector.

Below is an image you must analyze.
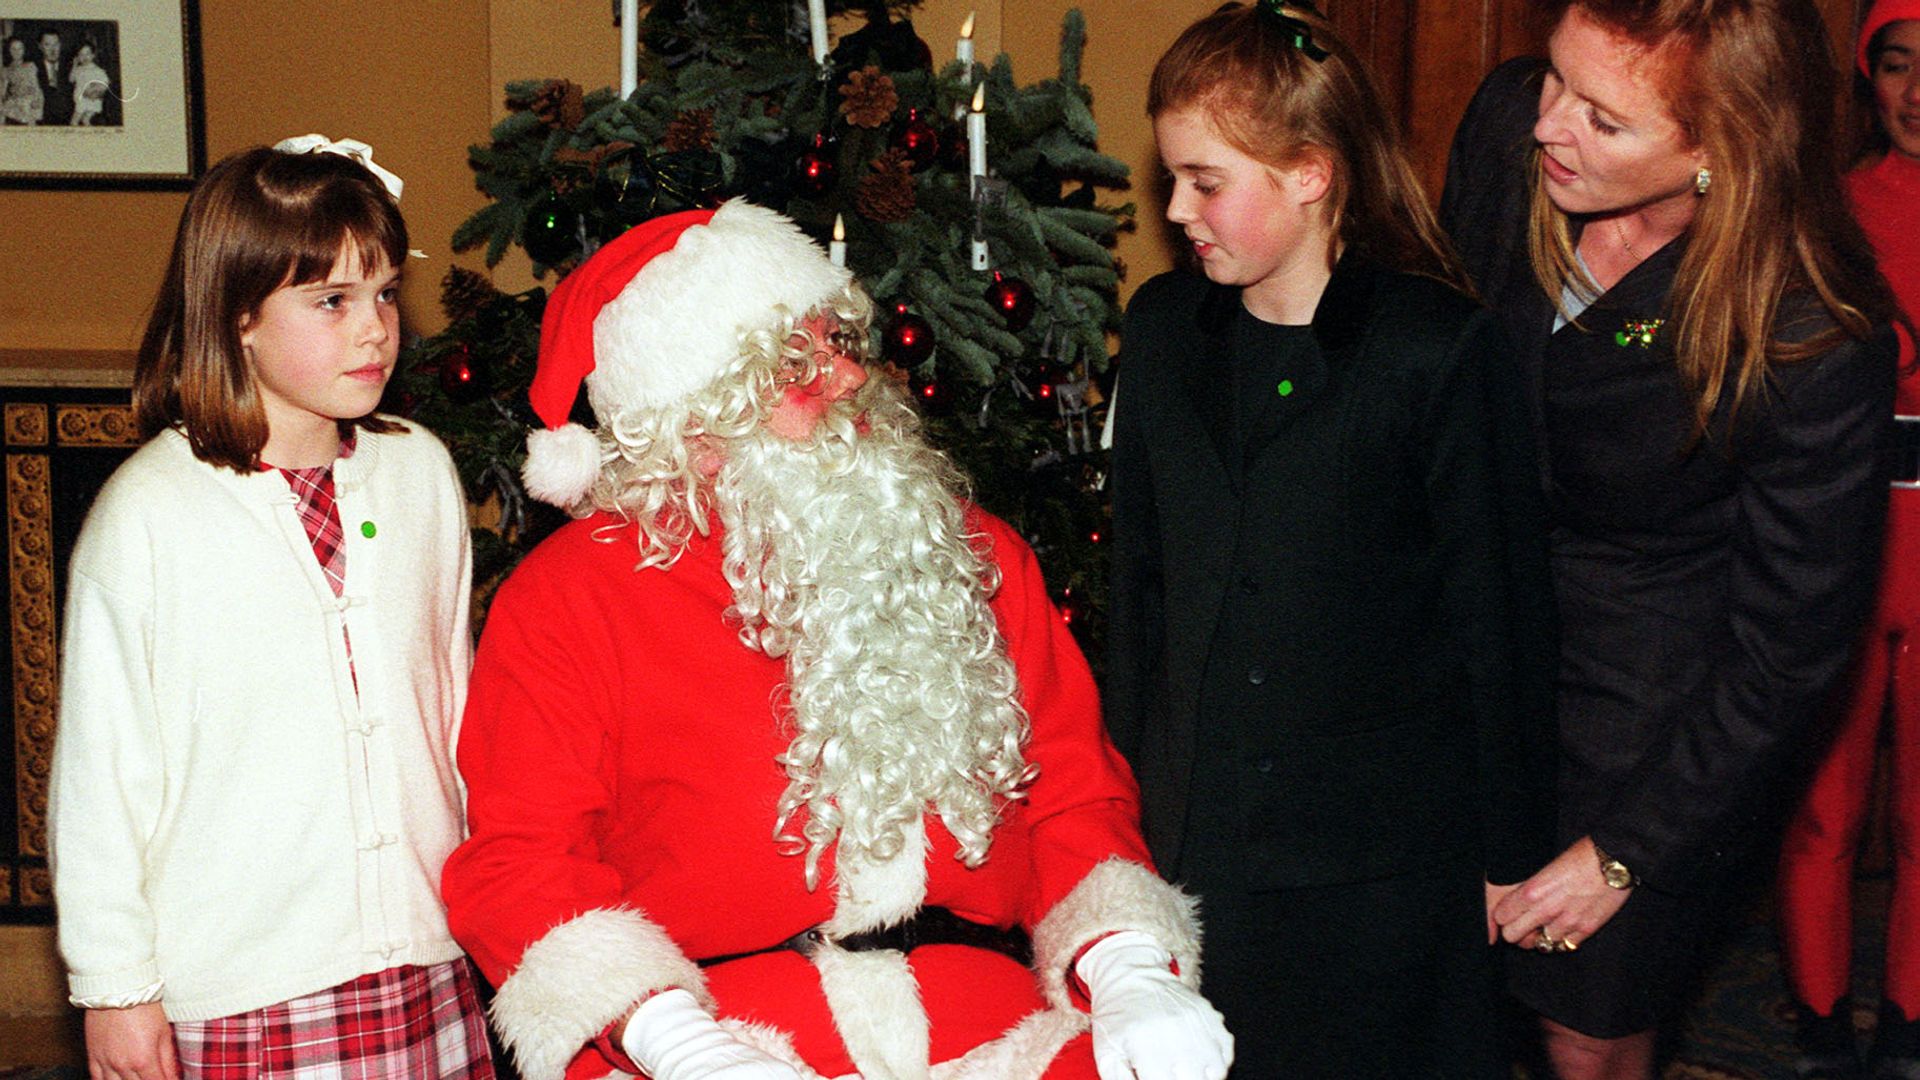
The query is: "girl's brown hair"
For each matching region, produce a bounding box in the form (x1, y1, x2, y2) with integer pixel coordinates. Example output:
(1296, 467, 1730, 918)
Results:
(135, 146, 408, 471)
(1527, 0, 1897, 435)
(1147, 1, 1473, 293)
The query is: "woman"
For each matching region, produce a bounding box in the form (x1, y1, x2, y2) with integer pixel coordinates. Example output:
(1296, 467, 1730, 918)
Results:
(1440, 0, 1901, 1075)
(1775, 1, 1920, 1075)
(67, 41, 107, 126)
(1, 36, 42, 125)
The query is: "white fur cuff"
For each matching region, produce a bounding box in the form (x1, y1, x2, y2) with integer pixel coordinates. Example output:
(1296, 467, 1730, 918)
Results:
(1030, 858, 1204, 1012)
(489, 907, 712, 1080)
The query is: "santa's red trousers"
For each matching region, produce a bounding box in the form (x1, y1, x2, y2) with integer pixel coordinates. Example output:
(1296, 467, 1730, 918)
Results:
(1777, 483, 1920, 1018)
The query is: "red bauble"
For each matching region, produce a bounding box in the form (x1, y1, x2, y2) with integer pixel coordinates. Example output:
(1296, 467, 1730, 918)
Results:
(793, 133, 838, 197)
(894, 108, 941, 171)
(438, 343, 490, 404)
(883, 303, 936, 367)
(1026, 361, 1063, 407)
(911, 373, 955, 414)
(984, 271, 1036, 332)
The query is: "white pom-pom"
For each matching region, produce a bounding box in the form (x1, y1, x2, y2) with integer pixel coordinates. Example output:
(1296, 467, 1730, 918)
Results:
(523, 423, 601, 508)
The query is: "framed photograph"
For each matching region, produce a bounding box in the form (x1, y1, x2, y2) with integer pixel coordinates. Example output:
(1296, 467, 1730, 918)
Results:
(0, 0, 203, 189)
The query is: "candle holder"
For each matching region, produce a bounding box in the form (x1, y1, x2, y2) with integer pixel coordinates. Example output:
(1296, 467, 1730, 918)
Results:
(970, 177, 1008, 271)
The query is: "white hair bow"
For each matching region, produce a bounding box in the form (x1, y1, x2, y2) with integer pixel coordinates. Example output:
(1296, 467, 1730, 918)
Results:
(272, 133, 405, 200)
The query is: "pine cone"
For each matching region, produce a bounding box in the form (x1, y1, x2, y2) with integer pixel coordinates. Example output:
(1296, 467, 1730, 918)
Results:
(856, 149, 917, 223)
(839, 66, 899, 129)
(530, 79, 586, 130)
(441, 267, 501, 323)
(662, 109, 715, 152)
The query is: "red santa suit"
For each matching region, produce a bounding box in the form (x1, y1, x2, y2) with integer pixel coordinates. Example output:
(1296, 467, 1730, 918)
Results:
(442, 508, 1200, 1080)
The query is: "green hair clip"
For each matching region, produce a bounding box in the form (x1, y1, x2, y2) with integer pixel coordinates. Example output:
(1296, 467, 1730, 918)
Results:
(1258, 0, 1331, 61)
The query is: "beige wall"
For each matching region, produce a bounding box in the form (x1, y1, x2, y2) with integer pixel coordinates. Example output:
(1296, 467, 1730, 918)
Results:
(0, 1, 1206, 357)
(0, 0, 495, 354)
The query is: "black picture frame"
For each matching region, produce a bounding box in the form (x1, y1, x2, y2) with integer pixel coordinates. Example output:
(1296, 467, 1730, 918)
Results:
(0, 0, 204, 190)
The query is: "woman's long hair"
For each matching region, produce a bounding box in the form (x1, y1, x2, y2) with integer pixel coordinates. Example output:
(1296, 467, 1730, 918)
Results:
(1528, 0, 1896, 435)
(1148, 1, 1472, 292)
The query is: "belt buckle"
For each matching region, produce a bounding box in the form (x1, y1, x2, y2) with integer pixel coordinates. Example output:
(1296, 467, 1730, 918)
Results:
(788, 927, 831, 958)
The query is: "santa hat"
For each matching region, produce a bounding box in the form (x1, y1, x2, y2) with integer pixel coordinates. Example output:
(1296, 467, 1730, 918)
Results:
(522, 198, 854, 507)
(1859, 0, 1920, 75)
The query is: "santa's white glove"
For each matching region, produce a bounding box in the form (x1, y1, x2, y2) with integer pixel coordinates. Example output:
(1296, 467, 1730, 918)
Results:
(1075, 931, 1233, 1080)
(620, 989, 802, 1080)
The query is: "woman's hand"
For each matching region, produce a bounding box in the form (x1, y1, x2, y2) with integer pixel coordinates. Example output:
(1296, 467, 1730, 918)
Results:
(1492, 836, 1632, 952)
(84, 1001, 178, 1080)
(1484, 879, 1523, 945)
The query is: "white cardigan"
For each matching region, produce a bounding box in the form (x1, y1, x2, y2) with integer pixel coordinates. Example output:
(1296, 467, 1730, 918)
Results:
(48, 422, 473, 1022)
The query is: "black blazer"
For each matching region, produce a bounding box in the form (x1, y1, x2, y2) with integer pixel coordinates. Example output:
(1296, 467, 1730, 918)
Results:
(1105, 258, 1557, 892)
(35, 55, 69, 126)
(1441, 59, 1897, 893)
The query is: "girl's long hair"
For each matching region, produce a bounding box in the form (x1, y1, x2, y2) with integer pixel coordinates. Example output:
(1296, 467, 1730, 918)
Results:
(1527, 0, 1896, 435)
(135, 146, 408, 470)
(1148, 1, 1473, 293)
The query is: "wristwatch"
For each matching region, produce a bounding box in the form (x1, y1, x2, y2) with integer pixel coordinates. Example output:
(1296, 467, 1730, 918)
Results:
(1593, 843, 1637, 890)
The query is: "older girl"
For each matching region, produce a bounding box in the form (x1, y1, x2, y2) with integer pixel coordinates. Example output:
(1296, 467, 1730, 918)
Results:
(1107, 3, 1557, 1074)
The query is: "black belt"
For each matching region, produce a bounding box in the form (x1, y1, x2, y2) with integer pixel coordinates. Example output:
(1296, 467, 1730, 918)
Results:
(1896, 417, 1920, 484)
(697, 906, 1032, 968)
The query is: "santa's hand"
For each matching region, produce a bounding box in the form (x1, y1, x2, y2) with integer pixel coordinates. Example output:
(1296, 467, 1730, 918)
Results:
(620, 989, 802, 1080)
(1076, 931, 1233, 1080)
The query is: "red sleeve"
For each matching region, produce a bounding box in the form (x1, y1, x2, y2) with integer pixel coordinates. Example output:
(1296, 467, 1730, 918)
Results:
(974, 511, 1155, 924)
(440, 552, 628, 985)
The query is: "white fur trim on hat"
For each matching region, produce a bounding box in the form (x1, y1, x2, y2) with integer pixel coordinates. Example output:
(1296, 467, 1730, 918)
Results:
(523, 422, 602, 508)
(587, 199, 852, 418)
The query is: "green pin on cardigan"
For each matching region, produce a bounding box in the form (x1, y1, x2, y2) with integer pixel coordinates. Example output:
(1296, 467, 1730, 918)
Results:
(361, 521, 377, 538)
(1277, 379, 1294, 397)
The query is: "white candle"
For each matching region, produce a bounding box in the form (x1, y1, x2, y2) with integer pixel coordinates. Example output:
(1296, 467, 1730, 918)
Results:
(957, 11, 976, 67)
(968, 83, 988, 193)
(830, 214, 847, 268)
(809, 0, 829, 66)
(620, 0, 639, 97)
(971, 237, 990, 271)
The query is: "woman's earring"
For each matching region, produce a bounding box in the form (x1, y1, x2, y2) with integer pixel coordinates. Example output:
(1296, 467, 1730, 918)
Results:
(1695, 166, 1711, 195)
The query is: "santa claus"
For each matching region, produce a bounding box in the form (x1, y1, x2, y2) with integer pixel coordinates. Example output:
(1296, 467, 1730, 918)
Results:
(441, 199, 1231, 1080)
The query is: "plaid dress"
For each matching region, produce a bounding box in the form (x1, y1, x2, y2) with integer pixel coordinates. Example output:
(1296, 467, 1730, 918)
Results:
(173, 962, 494, 1079)
(167, 448, 494, 1079)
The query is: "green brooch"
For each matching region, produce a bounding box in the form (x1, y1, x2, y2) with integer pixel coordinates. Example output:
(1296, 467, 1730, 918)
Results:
(1614, 318, 1662, 348)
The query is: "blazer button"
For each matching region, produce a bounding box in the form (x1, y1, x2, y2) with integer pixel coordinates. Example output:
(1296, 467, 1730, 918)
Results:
(1247, 666, 1268, 686)
(1255, 756, 1276, 774)
(1239, 576, 1260, 595)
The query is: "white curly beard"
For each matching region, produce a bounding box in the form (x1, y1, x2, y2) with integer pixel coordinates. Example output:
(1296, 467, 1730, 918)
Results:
(714, 378, 1034, 890)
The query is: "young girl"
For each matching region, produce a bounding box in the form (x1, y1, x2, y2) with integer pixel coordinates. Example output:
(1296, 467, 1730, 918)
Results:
(47, 138, 490, 1079)
(1104, 3, 1556, 1075)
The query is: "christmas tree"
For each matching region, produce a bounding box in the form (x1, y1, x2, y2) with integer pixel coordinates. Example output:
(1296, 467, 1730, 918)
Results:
(388, 0, 1130, 656)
